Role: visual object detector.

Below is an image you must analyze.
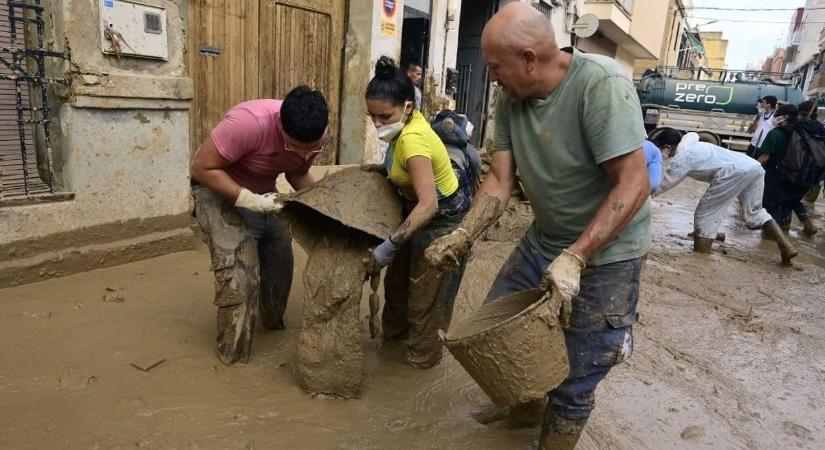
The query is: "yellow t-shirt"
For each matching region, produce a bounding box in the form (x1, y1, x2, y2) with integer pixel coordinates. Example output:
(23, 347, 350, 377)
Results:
(387, 110, 458, 198)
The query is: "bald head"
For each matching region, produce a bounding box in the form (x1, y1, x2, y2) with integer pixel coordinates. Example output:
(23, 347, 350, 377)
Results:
(481, 2, 566, 100)
(482, 2, 558, 61)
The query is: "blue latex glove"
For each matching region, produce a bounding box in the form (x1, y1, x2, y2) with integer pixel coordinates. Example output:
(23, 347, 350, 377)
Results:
(372, 238, 399, 268)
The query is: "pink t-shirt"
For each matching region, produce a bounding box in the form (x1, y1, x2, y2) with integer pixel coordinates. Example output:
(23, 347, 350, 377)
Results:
(210, 99, 318, 193)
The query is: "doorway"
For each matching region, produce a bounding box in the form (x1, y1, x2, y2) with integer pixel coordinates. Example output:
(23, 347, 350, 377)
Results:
(401, 4, 431, 87)
(456, 0, 496, 146)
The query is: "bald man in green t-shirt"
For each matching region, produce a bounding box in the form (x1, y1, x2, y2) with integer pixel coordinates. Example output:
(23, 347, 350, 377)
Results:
(426, 3, 651, 449)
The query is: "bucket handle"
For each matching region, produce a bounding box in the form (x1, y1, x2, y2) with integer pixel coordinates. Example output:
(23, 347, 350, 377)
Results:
(535, 293, 561, 329)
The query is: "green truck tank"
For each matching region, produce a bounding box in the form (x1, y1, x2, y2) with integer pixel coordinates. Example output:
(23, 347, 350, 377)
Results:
(637, 68, 804, 150)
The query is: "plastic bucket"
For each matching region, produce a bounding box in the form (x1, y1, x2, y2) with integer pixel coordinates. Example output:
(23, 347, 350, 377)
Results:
(440, 288, 569, 407)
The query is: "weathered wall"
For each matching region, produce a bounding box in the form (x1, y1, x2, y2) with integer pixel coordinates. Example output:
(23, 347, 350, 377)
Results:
(629, 0, 669, 62)
(339, 0, 403, 165)
(0, 0, 193, 287)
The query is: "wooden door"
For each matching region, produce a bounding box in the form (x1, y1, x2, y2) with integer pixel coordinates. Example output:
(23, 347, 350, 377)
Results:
(188, 0, 260, 154)
(259, 0, 345, 165)
(189, 0, 345, 165)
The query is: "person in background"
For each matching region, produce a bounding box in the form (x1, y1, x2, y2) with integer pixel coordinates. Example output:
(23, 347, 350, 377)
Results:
(746, 96, 777, 159)
(643, 139, 663, 192)
(794, 100, 821, 234)
(406, 62, 424, 110)
(652, 129, 796, 262)
(760, 103, 820, 236)
(189, 86, 329, 365)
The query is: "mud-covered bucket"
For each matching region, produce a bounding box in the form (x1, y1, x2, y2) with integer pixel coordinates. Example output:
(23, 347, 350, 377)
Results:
(440, 288, 569, 407)
(284, 167, 402, 241)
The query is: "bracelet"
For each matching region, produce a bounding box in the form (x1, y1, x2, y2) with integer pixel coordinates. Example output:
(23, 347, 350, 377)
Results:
(563, 248, 587, 267)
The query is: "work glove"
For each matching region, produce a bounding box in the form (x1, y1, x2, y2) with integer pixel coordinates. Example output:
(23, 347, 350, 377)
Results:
(234, 188, 285, 214)
(370, 237, 400, 269)
(424, 227, 472, 271)
(539, 248, 586, 329)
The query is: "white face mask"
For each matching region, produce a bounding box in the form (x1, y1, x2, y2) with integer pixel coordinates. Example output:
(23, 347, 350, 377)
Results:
(771, 115, 786, 127)
(376, 102, 412, 143)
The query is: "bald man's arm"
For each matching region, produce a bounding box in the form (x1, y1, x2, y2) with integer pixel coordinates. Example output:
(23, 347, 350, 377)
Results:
(424, 150, 512, 270)
(568, 149, 649, 259)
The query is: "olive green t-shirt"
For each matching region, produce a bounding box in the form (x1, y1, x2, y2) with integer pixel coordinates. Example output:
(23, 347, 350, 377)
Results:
(493, 48, 651, 265)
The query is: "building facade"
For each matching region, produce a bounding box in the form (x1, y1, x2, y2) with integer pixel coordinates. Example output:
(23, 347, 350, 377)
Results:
(632, 0, 707, 79)
(698, 31, 728, 70)
(1, 0, 193, 287)
(577, 0, 668, 77)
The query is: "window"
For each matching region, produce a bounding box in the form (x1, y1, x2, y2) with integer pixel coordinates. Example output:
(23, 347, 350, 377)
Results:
(533, 1, 553, 21)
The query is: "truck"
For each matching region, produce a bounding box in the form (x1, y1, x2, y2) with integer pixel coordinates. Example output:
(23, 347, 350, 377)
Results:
(636, 67, 804, 150)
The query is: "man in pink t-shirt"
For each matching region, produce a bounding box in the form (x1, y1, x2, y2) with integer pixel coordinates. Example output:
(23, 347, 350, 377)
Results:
(190, 86, 329, 365)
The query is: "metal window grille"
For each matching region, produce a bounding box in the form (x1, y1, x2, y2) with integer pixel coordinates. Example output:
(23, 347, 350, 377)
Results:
(455, 63, 472, 114)
(533, 1, 553, 21)
(1, 0, 71, 204)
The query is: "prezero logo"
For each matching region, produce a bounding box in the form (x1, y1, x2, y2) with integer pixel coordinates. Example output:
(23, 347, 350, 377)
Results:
(673, 83, 734, 106)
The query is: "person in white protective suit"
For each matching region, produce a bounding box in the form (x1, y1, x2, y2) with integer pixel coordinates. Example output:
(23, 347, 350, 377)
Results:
(652, 128, 798, 263)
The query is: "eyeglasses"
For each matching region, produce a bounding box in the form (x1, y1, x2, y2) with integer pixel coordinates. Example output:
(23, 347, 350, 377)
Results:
(284, 142, 326, 156)
(283, 130, 328, 156)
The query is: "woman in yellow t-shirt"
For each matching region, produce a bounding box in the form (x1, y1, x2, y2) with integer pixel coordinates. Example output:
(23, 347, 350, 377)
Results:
(363, 56, 473, 369)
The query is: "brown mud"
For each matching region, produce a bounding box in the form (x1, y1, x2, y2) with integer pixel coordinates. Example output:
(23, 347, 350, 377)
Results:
(1, 179, 824, 449)
(294, 228, 370, 398)
(283, 167, 402, 397)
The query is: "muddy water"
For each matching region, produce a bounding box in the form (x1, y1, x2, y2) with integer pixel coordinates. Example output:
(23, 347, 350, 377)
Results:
(1, 179, 824, 449)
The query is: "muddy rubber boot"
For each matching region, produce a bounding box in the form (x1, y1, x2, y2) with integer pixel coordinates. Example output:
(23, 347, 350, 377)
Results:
(801, 218, 818, 236)
(762, 220, 798, 264)
(693, 235, 714, 253)
(404, 347, 443, 369)
(537, 407, 588, 450)
(215, 303, 256, 366)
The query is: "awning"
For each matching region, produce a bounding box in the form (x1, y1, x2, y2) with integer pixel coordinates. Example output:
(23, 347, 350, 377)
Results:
(686, 32, 705, 54)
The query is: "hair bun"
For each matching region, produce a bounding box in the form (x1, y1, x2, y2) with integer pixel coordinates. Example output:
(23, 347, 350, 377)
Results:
(375, 56, 397, 81)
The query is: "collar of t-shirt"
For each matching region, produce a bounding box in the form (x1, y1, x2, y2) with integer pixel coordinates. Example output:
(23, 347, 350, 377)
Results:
(527, 47, 576, 108)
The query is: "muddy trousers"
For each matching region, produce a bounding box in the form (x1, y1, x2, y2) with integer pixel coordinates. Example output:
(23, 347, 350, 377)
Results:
(486, 237, 641, 429)
(763, 172, 811, 231)
(382, 213, 469, 367)
(694, 166, 773, 239)
(193, 186, 294, 365)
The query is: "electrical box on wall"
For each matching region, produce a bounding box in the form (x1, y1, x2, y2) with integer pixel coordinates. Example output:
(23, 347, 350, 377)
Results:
(99, 0, 168, 60)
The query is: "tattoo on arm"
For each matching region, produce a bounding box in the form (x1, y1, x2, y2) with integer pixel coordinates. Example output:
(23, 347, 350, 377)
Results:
(611, 200, 625, 213)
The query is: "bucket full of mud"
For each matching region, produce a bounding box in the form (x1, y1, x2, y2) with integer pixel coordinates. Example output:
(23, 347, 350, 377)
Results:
(283, 166, 402, 242)
(440, 288, 569, 407)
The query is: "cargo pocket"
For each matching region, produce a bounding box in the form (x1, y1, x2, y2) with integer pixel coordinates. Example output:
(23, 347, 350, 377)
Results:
(592, 312, 637, 367)
(212, 254, 244, 307)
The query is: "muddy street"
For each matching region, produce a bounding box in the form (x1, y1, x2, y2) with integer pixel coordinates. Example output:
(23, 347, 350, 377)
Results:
(1, 179, 823, 450)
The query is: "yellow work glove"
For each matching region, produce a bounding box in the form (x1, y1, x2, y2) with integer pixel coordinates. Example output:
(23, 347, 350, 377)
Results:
(540, 248, 586, 329)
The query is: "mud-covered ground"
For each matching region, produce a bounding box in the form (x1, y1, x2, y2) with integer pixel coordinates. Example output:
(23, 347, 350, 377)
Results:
(1, 179, 823, 449)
